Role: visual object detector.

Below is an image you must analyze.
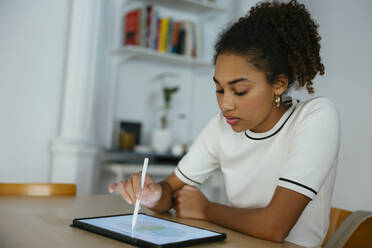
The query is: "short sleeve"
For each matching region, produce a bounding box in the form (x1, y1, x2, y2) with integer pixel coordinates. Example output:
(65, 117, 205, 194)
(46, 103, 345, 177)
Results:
(175, 114, 221, 186)
(278, 98, 341, 199)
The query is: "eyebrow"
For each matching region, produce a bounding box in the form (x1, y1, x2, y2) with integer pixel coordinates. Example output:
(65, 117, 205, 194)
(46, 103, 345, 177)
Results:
(213, 76, 250, 85)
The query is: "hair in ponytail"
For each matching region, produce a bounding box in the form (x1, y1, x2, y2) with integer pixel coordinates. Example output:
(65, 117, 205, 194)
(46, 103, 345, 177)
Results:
(214, 0, 324, 94)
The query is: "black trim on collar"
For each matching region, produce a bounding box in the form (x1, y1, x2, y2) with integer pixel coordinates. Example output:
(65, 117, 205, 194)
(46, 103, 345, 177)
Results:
(244, 106, 296, 140)
(279, 177, 317, 195)
(176, 167, 201, 185)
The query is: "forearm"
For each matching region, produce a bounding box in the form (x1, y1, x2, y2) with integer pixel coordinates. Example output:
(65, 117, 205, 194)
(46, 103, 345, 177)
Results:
(147, 181, 173, 213)
(205, 202, 286, 242)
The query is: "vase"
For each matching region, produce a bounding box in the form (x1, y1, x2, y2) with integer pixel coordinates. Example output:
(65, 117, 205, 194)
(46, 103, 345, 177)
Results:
(151, 128, 173, 154)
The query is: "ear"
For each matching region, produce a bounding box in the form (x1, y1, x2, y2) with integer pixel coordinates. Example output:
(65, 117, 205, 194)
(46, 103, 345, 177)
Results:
(272, 74, 289, 96)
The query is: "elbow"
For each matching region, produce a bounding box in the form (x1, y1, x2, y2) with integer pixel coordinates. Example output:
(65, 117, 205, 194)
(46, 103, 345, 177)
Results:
(268, 232, 286, 243)
(264, 226, 289, 243)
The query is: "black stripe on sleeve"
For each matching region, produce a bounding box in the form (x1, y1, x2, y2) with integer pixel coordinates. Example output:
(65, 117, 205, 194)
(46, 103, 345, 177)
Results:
(279, 178, 317, 195)
(176, 167, 201, 185)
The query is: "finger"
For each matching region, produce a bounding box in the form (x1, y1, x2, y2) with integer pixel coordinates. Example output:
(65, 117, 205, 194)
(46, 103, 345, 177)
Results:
(173, 197, 181, 205)
(144, 175, 154, 186)
(117, 181, 132, 205)
(126, 178, 137, 203)
(108, 182, 118, 193)
(172, 189, 181, 198)
(183, 185, 197, 191)
(131, 174, 142, 199)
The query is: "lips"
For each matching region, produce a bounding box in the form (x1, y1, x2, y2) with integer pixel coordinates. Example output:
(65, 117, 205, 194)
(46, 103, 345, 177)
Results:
(224, 116, 241, 126)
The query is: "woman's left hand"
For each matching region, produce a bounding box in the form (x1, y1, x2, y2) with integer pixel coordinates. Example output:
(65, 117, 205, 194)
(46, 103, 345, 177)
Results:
(172, 185, 210, 220)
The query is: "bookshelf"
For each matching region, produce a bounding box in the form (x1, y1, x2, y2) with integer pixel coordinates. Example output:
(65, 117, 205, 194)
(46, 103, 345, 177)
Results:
(98, 0, 229, 201)
(112, 45, 211, 68)
(101, 0, 227, 148)
(100, 0, 228, 148)
(109, 0, 227, 138)
(115, 0, 226, 65)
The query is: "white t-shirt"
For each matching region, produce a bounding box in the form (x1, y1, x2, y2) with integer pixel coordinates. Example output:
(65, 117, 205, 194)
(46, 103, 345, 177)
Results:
(174, 97, 340, 247)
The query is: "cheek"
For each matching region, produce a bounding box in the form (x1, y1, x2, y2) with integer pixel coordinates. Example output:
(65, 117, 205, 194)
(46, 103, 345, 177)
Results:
(216, 94, 223, 108)
(238, 91, 272, 119)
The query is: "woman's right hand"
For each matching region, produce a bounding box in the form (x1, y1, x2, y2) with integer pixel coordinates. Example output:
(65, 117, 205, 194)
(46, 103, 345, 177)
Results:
(108, 173, 162, 208)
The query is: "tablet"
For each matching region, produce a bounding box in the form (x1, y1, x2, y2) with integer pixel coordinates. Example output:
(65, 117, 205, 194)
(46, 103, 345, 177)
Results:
(72, 213, 226, 248)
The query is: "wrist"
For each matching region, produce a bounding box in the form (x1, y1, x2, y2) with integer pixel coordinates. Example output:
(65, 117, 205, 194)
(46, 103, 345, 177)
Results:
(145, 183, 163, 208)
(203, 201, 213, 221)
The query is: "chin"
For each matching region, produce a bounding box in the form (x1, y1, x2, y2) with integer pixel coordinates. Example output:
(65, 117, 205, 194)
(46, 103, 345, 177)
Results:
(230, 125, 247, 133)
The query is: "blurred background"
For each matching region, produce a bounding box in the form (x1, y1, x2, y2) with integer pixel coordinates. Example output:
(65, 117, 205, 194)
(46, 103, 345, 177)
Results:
(0, 0, 371, 212)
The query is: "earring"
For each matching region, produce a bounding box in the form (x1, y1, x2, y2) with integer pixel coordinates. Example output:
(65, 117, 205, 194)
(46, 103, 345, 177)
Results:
(275, 95, 281, 108)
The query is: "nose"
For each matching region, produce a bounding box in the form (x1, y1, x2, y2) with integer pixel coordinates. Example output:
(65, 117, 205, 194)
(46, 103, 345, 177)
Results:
(220, 93, 235, 112)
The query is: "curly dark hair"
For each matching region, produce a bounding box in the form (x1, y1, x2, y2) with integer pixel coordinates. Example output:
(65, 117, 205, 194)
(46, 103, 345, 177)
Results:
(213, 0, 324, 94)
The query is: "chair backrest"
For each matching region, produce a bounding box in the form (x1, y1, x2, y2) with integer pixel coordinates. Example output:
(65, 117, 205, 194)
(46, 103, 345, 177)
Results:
(323, 207, 352, 245)
(324, 210, 372, 248)
(0, 183, 76, 196)
(343, 214, 372, 248)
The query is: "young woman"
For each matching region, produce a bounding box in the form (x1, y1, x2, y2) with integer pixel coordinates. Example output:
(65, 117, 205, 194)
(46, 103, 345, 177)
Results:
(109, 1, 340, 246)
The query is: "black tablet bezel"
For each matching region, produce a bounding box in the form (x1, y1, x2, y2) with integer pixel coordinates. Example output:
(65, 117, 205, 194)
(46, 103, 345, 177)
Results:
(71, 213, 226, 248)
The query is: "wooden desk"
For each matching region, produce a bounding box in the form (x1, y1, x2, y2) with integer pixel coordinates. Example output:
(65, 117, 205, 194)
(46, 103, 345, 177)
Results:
(0, 194, 303, 248)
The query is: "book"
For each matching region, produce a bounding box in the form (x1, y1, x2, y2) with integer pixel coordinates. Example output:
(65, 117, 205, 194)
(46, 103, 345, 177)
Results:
(171, 21, 181, 54)
(145, 5, 153, 48)
(182, 20, 193, 57)
(139, 6, 147, 47)
(158, 18, 169, 52)
(176, 25, 186, 55)
(122, 4, 202, 59)
(124, 9, 141, 46)
(166, 19, 174, 53)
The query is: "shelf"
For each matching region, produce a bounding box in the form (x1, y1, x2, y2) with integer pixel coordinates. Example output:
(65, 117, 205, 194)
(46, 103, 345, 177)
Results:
(101, 149, 183, 164)
(112, 45, 212, 68)
(137, 0, 226, 14)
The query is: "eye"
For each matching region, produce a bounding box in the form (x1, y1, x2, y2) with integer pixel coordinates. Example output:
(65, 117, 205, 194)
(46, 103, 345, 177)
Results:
(235, 91, 247, 96)
(216, 89, 224, 94)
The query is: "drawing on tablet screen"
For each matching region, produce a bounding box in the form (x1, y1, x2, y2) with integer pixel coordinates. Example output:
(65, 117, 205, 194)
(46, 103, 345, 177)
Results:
(116, 219, 185, 237)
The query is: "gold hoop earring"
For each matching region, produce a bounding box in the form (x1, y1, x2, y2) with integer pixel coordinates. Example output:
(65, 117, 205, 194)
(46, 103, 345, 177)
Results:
(275, 95, 281, 108)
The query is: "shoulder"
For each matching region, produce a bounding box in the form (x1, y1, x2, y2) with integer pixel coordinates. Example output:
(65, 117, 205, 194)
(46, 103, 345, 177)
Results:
(299, 97, 337, 112)
(289, 97, 340, 140)
(295, 97, 339, 124)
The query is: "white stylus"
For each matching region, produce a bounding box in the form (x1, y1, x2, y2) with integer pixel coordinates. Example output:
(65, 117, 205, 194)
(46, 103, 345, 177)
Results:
(131, 157, 149, 231)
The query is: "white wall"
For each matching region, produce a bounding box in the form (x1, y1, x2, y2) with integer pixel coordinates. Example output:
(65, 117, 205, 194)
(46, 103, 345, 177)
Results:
(0, 0, 70, 182)
(237, 0, 372, 211)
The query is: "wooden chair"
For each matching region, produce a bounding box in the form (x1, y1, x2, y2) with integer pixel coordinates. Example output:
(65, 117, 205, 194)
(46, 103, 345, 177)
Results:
(0, 183, 76, 196)
(323, 207, 352, 245)
(323, 207, 372, 248)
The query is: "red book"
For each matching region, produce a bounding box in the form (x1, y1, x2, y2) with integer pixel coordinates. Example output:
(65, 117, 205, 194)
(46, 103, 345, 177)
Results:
(124, 9, 141, 46)
(172, 22, 180, 53)
(155, 18, 161, 50)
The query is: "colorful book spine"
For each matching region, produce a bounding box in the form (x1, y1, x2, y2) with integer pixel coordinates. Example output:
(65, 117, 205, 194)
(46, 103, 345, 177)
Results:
(123, 4, 202, 58)
(171, 21, 180, 54)
(158, 18, 169, 53)
(124, 9, 141, 46)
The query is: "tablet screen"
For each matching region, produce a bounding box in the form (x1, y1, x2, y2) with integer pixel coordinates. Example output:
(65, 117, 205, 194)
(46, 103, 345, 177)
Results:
(76, 214, 224, 246)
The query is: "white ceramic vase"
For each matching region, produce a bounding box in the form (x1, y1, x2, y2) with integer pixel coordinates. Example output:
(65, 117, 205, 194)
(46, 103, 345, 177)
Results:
(151, 128, 173, 154)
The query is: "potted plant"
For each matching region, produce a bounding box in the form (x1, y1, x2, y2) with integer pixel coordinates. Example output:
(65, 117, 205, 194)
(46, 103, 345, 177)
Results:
(151, 86, 179, 154)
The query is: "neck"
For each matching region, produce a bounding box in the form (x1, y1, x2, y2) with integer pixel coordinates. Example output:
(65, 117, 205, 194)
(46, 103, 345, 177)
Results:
(251, 104, 289, 133)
